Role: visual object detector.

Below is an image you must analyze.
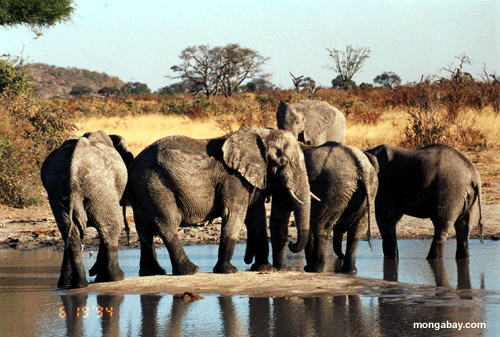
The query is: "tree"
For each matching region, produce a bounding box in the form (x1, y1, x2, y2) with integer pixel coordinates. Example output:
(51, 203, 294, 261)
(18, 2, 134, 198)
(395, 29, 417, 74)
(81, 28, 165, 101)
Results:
(0, 0, 75, 36)
(442, 54, 473, 83)
(242, 76, 275, 92)
(289, 72, 304, 93)
(331, 75, 356, 90)
(69, 85, 92, 97)
(169, 43, 270, 98)
(374, 71, 401, 89)
(326, 45, 370, 90)
(120, 82, 151, 96)
(98, 87, 121, 97)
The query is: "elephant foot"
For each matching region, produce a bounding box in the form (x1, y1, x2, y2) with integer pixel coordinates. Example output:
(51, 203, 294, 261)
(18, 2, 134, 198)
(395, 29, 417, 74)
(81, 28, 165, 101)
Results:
(251, 262, 275, 272)
(139, 265, 168, 277)
(336, 265, 358, 275)
(213, 262, 238, 274)
(58, 274, 72, 288)
(172, 262, 199, 276)
(273, 262, 286, 271)
(69, 278, 89, 289)
(94, 269, 125, 283)
(304, 263, 325, 273)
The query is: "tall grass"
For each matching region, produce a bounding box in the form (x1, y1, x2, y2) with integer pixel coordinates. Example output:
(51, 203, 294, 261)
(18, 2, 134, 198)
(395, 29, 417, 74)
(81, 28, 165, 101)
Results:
(76, 114, 230, 155)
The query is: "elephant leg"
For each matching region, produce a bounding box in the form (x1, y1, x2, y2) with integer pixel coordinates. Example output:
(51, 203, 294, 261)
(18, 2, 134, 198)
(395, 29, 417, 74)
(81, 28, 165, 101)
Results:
(157, 228, 199, 276)
(376, 205, 402, 259)
(427, 218, 453, 259)
(454, 214, 470, 259)
(135, 219, 167, 276)
(89, 217, 124, 283)
(57, 222, 87, 288)
(58, 248, 72, 288)
(92, 241, 124, 283)
(304, 234, 328, 273)
(247, 202, 274, 272)
(269, 207, 291, 270)
(67, 237, 88, 288)
(338, 221, 363, 275)
(213, 204, 247, 274)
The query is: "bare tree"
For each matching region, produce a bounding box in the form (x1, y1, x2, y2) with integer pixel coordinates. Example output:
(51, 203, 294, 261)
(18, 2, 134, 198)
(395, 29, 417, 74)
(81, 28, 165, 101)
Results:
(169, 44, 270, 99)
(219, 43, 270, 97)
(169, 45, 224, 98)
(325, 45, 370, 90)
(289, 72, 304, 93)
(442, 54, 473, 83)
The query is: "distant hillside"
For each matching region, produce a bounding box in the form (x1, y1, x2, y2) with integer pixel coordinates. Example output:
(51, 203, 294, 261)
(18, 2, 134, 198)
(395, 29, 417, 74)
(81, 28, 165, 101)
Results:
(24, 63, 125, 98)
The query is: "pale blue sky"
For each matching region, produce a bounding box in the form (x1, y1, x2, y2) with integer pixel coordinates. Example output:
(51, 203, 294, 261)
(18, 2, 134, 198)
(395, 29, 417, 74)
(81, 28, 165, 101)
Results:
(1, 0, 499, 91)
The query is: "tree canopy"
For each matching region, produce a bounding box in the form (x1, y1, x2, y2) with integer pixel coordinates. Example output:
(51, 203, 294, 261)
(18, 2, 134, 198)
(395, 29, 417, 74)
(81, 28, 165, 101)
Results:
(169, 43, 270, 98)
(0, 0, 75, 36)
(325, 45, 370, 90)
(374, 71, 401, 88)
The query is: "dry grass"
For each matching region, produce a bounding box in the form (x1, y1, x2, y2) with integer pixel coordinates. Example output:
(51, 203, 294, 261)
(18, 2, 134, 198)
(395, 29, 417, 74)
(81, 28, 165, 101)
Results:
(346, 109, 409, 149)
(76, 107, 500, 156)
(75, 114, 230, 155)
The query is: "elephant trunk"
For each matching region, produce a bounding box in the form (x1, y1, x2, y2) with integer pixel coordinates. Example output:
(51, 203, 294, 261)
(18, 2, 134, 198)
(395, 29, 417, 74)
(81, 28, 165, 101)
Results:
(286, 163, 311, 254)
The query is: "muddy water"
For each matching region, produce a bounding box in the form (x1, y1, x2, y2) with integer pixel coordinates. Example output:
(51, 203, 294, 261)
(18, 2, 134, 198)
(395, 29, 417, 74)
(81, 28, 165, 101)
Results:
(1, 239, 499, 336)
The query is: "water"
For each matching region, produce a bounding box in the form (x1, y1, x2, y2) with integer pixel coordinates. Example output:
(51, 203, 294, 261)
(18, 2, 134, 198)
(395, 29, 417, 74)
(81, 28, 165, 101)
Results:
(1, 239, 499, 336)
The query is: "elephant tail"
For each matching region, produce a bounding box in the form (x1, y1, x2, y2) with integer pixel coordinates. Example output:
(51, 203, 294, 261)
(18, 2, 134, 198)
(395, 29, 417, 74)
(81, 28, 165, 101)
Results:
(473, 178, 483, 243)
(66, 194, 87, 249)
(121, 192, 130, 245)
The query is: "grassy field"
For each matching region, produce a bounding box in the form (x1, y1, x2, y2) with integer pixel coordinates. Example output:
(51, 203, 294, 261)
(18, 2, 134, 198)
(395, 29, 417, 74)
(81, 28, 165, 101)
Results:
(75, 114, 230, 155)
(75, 107, 500, 155)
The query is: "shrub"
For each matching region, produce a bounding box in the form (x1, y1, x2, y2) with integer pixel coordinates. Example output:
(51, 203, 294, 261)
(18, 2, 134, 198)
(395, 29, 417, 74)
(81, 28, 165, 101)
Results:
(0, 56, 32, 95)
(0, 92, 75, 207)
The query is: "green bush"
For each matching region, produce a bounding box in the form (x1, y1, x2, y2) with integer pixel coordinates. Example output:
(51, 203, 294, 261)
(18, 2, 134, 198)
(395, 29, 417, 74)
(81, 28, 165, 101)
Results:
(0, 56, 32, 95)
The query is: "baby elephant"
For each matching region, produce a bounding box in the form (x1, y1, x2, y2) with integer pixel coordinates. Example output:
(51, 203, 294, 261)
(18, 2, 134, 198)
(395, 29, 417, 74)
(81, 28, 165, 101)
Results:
(365, 143, 483, 260)
(41, 130, 134, 288)
(247, 142, 378, 274)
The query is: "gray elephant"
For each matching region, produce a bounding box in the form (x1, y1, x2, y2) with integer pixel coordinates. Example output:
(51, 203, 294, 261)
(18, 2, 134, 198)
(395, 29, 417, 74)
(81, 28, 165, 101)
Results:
(126, 127, 311, 276)
(277, 100, 346, 145)
(41, 130, 134, 288)
(365, 143, 483, 260)
(246, 142, 378, 274)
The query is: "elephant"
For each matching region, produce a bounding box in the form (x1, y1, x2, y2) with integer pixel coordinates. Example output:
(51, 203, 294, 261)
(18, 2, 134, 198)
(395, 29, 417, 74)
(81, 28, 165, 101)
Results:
(41, 130, 134, 288)
(126, 127, 312, 276)
(276, 100, 346, 146)
(246, 142, 378, 274)
(365, 143, 483, 260)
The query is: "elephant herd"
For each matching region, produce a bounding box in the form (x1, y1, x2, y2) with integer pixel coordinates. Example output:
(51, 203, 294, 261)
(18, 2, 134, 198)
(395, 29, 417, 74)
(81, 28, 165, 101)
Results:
(41, 100, 483, 289)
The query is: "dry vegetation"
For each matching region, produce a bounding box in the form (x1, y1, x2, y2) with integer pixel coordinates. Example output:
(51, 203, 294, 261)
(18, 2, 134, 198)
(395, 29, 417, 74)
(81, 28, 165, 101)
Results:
(1, 81, 499, 207)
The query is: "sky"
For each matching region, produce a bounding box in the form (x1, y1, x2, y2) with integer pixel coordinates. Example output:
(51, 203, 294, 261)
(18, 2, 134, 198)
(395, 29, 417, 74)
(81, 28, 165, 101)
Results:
(1, 0, 499, 91)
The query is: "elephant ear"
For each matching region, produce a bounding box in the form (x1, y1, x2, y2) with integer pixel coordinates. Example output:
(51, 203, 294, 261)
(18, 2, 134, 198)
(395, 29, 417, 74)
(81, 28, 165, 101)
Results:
(109, 134, 135, 167)
(276, 101, 288, 129)
(303, 101, 337, 143)
(222, 127, 267, 190)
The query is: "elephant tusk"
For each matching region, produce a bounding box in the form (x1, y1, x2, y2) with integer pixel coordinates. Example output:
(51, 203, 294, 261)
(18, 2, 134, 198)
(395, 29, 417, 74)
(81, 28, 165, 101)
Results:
(289, 189, 304, 205)
(311, 192, 321, 202)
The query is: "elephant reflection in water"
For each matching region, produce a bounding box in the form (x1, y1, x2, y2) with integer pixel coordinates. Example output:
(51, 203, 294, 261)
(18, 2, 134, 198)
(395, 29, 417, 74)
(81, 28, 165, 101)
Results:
(383, 258, 476, 299)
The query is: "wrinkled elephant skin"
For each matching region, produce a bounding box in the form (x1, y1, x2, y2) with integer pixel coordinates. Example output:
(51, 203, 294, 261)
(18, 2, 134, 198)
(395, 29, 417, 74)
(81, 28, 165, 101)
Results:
(41, 130, 133, 289)
(127, 127, 311, 276)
